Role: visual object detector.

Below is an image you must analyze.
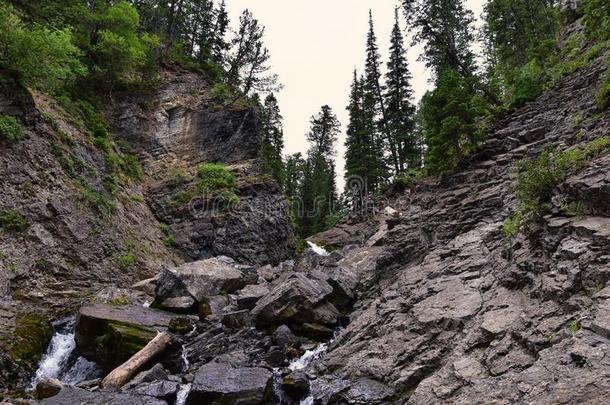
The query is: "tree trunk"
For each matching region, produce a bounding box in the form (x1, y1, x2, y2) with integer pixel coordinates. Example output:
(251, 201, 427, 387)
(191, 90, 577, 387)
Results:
(101, 332, 172, 391)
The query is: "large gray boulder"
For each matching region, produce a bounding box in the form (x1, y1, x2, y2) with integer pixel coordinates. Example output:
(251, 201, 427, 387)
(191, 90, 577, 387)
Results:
(187, 362, 272, 404)
(155, 256, 256, 313)
(251, 273, 336, 326)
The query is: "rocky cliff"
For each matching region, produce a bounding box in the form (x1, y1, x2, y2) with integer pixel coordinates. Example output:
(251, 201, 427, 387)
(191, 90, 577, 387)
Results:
(0, 67, 294, 391)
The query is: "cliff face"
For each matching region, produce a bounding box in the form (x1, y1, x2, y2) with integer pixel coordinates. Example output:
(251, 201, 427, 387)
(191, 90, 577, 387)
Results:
(0, 67, 294, 390)
(304, 45, 610, 403)
(115, 69, 295, 265)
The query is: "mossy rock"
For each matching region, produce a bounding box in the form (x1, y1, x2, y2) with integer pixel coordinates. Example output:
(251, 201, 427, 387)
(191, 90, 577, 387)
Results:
(10, 313, 53, 365)
(75, 304, 174, 371)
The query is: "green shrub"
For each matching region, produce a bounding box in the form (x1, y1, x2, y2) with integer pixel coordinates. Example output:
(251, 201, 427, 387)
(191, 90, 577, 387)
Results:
(118, 252, 137, 270)
(216, 190, 240, 209)
(503, 212, 523, 240)
(0, 3, 86, 92)
(0, 210, 28, 232)
(596, 74, 610, 110)
(0, 114, 24, 143)
(510, 60, 546, 108)
(210, 82, 232, 102)
(120, 154, 143, 181)
(197, 163, 236, 192)
(75, 180, 116, 217)
(163, 235, 177, 247)
(394, 169, 425, 189)
(584, 136, 610, 157)
(584, 0, 610, 41)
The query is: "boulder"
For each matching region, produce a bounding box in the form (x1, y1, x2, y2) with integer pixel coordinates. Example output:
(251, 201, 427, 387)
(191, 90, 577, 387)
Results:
(272, 325, 300, 348)
(40, 387, 167, 405)
(251, 273, 334, 326)
(220, 310, 252, 329)
(236, 284, 270, 310)
(132, 277, 159, 296)
(310, 267, 358, 309)
(130, 380, 179, 402)
(155, 257, 255, 311)
(75, 304, 175, 371)
(35, 378, 63, 399)
(122, 364, 168, 390)
(187, 362, 273, 404)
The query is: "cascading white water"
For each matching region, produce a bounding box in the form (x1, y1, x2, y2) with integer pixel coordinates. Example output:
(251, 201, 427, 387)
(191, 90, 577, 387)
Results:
(29, 318, 102, 389)
(288, 343, 329, 372)
(307, 241, 330, 257)
(175, 383, 192, 405)
(29, 331, 76, 388)
(181, 345, 190, 372)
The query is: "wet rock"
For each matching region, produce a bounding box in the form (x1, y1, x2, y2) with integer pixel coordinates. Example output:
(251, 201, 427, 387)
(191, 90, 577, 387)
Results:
(40, 387, 167, 405)
(291, 323, 334, 340)
(35, 378, 63, 399)
(188, 362, 273, 404)
(251, 273, 334, 326)
(281, 371, 309, 399)
(75, 304, 175, 370)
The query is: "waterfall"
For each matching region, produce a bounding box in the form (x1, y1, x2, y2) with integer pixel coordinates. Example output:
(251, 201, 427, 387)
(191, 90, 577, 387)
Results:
(29, 330, 76, 388)
(181, 345, 190, 372)
(288, 343, 329, 371)
(29, 318, 102, 389)
(175, 383, 191, 405)
(307, 241, 330, 257)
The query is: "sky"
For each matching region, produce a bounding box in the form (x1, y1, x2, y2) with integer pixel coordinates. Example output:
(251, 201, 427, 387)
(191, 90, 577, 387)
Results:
(225, 0, 486, 188)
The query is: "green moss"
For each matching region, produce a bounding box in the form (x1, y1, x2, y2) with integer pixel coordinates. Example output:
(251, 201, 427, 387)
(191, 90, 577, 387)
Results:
(217, 190, 240, 209)
(108, 297, 129, 306)
(101, 321, 156, 365)
(0, 210, 28, 232)
(0, 114, 24, 143)
(168, 318, 192, 335)
(120, 154, 144, 181)
(10, 314, 52, 364)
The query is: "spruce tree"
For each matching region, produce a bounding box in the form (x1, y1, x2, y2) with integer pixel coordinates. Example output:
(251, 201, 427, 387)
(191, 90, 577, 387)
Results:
(260, 93, 285, 184)
(384, 8, 417, 172)
(362, 11, 389, 191)
(298, 105, 340, 237)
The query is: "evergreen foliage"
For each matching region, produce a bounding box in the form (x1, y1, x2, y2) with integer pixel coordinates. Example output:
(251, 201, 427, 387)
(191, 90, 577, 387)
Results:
(260, 93, 285, 184)
(0, 114, 24, 143)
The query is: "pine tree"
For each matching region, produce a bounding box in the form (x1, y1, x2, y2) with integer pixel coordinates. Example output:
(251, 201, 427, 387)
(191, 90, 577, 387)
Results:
(211, 0, 229, 65)
(260, 93, 285, 184)
(384, 8, 417, 172)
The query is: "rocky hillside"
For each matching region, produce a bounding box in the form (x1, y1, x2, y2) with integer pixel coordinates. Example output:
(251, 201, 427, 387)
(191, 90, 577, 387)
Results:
(0, 67, 295, 391)
(305, 42, 610, 404)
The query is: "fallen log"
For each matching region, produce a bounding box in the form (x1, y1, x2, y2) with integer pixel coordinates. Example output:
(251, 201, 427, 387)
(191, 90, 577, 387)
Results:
(101, 331, 172, 390)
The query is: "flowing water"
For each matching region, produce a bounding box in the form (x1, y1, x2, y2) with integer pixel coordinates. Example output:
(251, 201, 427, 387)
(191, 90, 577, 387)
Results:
(175, 383, 192, 405)
(29, 318, 102, 389)
(307, 241, 330, 257)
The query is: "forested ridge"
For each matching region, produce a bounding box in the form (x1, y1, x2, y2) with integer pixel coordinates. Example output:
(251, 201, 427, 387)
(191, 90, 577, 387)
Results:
(1, 0, 610, 238)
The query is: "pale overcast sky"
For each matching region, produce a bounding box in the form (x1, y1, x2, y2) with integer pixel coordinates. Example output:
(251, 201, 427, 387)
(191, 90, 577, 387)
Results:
(225, 0, 486, 188)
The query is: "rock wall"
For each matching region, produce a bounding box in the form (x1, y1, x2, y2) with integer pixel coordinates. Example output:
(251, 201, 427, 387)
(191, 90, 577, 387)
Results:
(305, 45, 610, 404)
(115, 68, 295, 265)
